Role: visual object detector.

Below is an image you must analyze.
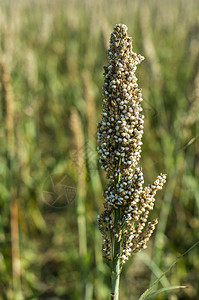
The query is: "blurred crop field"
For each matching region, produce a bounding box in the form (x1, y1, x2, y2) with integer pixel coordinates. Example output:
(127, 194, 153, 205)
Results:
(0, 0, 199, 299)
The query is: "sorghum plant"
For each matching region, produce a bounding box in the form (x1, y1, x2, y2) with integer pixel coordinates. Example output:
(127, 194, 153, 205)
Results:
(97, 24, 166, 300)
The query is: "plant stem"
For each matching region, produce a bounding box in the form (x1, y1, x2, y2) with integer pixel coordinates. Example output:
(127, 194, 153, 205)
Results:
(111, 252, 120, 300)
(111, 208, 121, 300)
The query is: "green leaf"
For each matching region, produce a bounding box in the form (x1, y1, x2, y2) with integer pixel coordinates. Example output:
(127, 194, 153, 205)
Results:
(24, 291, 45, 300)
(139, 240, 199, 300)
(145, 285, 187, 299)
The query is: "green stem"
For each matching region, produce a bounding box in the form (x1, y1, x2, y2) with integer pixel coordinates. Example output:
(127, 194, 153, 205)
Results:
(111, 208, 121, 300)
(111, 247, 120, 300)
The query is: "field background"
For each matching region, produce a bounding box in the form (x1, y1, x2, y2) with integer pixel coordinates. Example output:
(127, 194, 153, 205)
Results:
(0, 0, 199, 299)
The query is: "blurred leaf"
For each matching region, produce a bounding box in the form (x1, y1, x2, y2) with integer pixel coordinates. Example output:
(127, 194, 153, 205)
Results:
(24, 291, 44, 300)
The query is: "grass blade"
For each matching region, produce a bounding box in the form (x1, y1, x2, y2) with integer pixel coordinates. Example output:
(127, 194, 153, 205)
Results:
(145, 285, 187, 299)
(139, 240, 199, 300)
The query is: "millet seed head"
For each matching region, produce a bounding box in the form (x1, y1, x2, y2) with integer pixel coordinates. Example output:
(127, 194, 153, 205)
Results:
(97, 24, 166, 263)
